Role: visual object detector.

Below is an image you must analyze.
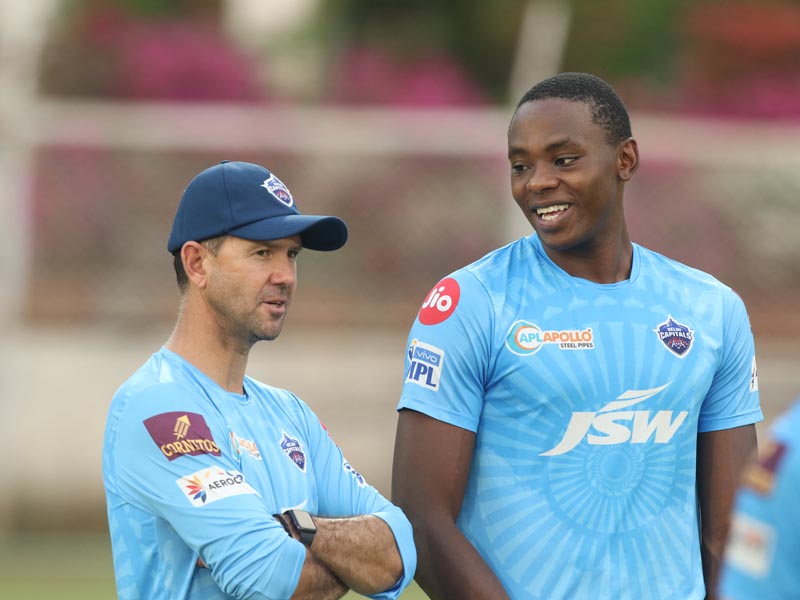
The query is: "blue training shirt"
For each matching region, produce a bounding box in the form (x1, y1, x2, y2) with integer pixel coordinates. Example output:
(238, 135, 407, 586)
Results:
(719, 398, 800, 599)
(104, 347, 416, 600)
(397, 233, 762, 600)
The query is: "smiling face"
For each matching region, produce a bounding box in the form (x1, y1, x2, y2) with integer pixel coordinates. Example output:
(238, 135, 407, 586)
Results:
(508, 98, 638, 262)
(201, 235, 301, 345)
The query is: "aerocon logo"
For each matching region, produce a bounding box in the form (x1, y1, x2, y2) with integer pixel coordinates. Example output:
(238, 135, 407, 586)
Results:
(540, 383, 687, 456)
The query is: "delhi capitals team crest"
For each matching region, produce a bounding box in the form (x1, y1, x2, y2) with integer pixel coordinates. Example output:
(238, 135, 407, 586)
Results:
(280, 432, 306, 472)
(261, 174, 294, 207)
(654, 316, 694, 358)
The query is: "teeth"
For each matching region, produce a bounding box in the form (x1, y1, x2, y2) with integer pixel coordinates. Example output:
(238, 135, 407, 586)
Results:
(536, 204, 569, 215)
(536, 204, 568, 221)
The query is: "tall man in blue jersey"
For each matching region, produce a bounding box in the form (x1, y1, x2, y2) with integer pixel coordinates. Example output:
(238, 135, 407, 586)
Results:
(103, 160, 416, 600)
(719, 397, 800, 599)
(392, 73, 762, 599)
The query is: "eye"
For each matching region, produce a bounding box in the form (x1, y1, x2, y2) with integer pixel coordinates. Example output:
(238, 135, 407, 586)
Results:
(288, 249, 301, 259)
(254, 249, 270, 257)
(510, 163, 529, 175)
(555, 156, 578, 166)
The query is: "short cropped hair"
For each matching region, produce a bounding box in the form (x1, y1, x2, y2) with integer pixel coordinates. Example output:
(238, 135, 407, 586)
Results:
(514, 72, 632, 145)
(172, 235, 228, 293)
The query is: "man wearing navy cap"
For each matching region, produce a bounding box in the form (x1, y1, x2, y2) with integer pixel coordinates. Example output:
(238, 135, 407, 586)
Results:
(102, 161, 416, 600)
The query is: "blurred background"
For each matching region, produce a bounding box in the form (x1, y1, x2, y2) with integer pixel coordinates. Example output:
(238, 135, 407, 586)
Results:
(1, 0, 799, 597)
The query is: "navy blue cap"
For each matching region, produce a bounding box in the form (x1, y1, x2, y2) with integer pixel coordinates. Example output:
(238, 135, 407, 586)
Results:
(167, 161, 348, 253)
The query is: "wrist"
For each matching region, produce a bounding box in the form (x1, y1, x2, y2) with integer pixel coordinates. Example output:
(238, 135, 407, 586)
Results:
(284, 509, 317, 547)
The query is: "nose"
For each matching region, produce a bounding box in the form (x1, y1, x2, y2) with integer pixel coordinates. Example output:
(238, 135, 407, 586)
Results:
(525, 164, 558, 194)
(269, 255, 297, 287)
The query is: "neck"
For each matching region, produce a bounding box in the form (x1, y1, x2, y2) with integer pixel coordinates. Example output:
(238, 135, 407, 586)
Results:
(165, 297, 251, 394)
(543, 228, 633, 284)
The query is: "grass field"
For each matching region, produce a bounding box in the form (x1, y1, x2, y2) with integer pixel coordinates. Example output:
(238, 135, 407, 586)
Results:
(0, 533, 428, 599)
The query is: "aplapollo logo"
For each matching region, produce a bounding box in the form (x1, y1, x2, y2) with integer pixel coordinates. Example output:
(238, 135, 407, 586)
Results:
(505, 320, 594, 356)
(230, 431, 262, 460)
(418, 278, 460, 325)
(176, 466, 257, 507)
(540, 383, 687, 456)
(405, 339, 445, 391)
(261, 174, 294, 207)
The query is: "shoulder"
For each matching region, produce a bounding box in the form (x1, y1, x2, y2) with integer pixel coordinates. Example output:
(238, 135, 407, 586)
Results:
(638, 245, 729, 289)
(244, 376, 318, 421)
(111, 355, 203, 419)
(637, 245, 746, 308)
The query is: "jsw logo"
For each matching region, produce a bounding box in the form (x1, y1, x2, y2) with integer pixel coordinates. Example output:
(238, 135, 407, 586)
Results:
(540, 383, 688, 456)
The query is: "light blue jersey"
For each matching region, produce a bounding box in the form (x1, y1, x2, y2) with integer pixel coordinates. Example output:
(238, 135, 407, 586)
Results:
(398, 234, 762, 599)
(104, 348, 416, 600)
(720, 398, 800, 599)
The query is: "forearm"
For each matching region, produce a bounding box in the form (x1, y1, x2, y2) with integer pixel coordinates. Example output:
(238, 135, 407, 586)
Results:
(291, 552, 348, 600)
(414, 516, 509, 600)
(697, 425, 758, 599)
(311, 514, 403, 595)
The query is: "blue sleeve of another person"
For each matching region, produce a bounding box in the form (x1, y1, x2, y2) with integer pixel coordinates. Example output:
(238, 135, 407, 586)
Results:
(719, 400, 800, 599)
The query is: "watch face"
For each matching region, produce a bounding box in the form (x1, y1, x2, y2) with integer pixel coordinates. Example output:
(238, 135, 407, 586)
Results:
(291, 510, 316, 532)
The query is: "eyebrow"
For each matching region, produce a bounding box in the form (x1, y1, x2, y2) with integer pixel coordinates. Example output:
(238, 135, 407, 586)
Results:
(508, 137, 578, 157)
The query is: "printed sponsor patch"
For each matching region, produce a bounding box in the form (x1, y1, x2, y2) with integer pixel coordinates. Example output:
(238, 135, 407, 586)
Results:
(418, 278, 460, 325)
(143, 412, 221, 461)
(504, 320, 594, 356)
(654, 316, 694, 357)
(230, 431, 262, 460)
(343, 459, 366, 487)
(743, 440, 787, 495)
(176, 466, 257, 507)
(750, 355, 759, 392)
(280, 432, 306, 472)
(260, 174, 294, 207)
(725, 513, 775, 577)
(405, 339, 445, 391)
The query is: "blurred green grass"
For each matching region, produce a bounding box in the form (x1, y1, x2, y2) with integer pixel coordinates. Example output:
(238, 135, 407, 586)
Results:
(0, 533, 428, 599)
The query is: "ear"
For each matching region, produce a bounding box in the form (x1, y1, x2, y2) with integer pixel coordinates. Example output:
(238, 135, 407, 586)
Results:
(617, 137, 639, 182)
(181, 242, 210, 289)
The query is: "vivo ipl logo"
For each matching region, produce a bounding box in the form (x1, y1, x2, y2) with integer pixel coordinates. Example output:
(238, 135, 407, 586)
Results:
(405, 339, 445, 391)
(540, 383, 688, 456)
(505, 320, 594, 356)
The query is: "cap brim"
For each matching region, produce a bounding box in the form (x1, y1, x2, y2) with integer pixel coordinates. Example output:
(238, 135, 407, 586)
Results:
(229, 214, 348, 251)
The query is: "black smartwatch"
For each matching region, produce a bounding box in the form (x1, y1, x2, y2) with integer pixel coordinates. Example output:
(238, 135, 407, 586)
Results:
(285, 509, 317, 547)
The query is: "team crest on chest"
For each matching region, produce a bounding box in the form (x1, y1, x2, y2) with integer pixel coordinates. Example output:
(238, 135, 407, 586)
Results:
(654, 316, 694, 358)
(280, 432, 306, 472)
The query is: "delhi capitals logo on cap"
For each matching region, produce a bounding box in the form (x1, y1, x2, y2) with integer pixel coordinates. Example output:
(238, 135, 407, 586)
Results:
(261, 174, 294, 207)
(280, 432, 306, 472)
(654, 316, 694, 358)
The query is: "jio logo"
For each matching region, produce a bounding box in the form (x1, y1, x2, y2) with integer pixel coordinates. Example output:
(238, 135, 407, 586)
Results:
(418, 278, 460, 325)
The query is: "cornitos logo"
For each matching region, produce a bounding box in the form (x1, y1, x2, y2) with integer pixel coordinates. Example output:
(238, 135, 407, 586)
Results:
(405, 339, 445, 391)
(505, 320, 594, 356)
(540, 383, 687, 456)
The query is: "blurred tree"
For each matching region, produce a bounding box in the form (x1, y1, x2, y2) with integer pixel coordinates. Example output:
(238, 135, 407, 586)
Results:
(314, 0, 528, 105)
(39, 0, 264, 101)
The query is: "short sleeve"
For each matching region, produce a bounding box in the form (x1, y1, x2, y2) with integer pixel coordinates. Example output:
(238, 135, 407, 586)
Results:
(698, 289, 763, 432)
(397, 271, 494, 432)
